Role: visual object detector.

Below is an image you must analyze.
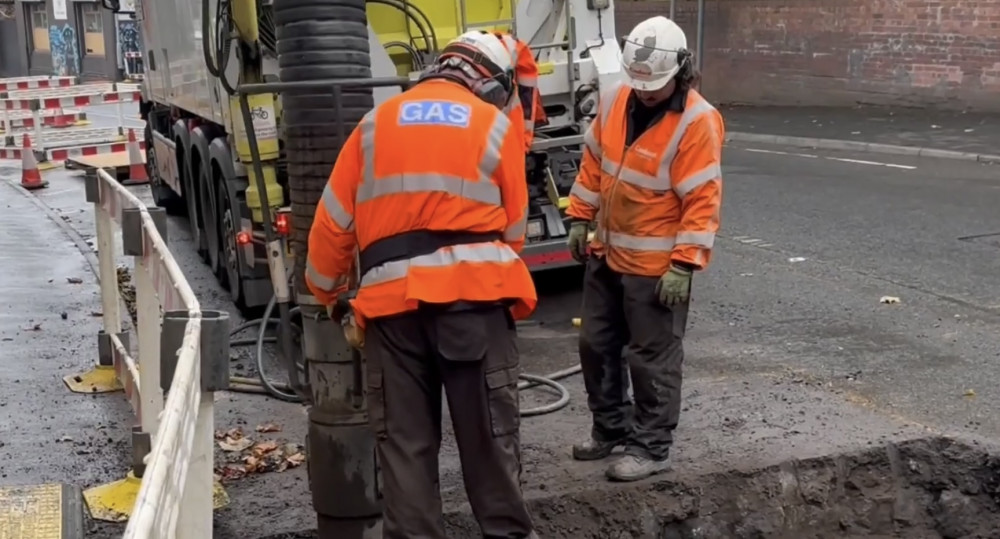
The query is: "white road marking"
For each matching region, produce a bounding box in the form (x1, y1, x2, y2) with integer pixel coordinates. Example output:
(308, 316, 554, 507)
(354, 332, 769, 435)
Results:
(828, 156, 917, 170)
(723, 234, 802, 263)
(741, 147, 917, 170)
(744, 148, 818, 159)
(729, 235, 773, 247)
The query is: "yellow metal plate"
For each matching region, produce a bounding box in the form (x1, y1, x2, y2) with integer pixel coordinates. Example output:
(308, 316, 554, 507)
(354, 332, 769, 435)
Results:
(0, 483, 82, 539)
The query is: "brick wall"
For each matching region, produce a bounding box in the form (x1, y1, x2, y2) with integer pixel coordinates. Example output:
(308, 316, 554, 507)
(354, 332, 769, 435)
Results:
(616, 0, 1000, 110)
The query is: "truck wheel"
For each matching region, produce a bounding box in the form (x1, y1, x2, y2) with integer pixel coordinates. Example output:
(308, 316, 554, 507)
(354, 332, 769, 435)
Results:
(218, 179, 246, 308)
(182, 151, 208, 258)
(198, 164, 221, 275)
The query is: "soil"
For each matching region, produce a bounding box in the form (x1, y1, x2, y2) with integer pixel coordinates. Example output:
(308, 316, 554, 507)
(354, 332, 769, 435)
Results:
(265, 436, 1000, 539)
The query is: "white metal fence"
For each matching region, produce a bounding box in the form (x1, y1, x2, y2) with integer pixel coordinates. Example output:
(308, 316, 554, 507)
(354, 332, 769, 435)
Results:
(82, 167, 227, 538)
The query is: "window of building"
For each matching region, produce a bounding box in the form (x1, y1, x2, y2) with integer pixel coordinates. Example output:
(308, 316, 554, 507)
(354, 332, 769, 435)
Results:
(26, 2, 49, 53)
(80, 2, 104, 56)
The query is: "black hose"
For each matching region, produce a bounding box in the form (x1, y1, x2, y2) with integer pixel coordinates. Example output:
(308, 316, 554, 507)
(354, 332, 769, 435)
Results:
(202, 0, 220, 77)
(226, 293, 577, 415)
(367, 0, 437, 53)
(385, 40, 424, 70)
(392, 0, 438, 52)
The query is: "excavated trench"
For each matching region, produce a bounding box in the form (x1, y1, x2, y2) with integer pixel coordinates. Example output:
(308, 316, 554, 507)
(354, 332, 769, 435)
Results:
(268, 436, 1000, 538)
(471, 436, 1000, 538)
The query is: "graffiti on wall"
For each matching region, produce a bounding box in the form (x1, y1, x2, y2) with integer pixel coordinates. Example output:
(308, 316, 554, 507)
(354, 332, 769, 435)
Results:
(50, 24, 80, 76)
(117, 19, 144, 78)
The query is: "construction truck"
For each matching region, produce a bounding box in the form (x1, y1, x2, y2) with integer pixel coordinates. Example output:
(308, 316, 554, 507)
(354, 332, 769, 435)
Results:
(104, 0, 622, 313)
(101, 0, 622, 535)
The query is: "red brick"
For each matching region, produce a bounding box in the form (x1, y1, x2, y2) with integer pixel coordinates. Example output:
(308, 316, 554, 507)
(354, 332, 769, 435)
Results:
(616, 0, 1000, 109)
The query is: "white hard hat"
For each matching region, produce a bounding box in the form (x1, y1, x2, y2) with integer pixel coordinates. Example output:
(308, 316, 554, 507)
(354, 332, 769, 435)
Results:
(621, 16, 689, 91)
(439, 30, 514, 84)
(433, 30, 515, 107)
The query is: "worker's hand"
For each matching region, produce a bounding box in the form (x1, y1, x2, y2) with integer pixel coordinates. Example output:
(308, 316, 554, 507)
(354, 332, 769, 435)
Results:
(654, 265, 693, 306)
(567, 221, 590, 263)
(325, 290, 356, 323)
(343, 315, 365, 349)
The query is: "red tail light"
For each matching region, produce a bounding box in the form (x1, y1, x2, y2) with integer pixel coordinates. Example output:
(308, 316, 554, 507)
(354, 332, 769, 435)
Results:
(236, 231, 252, 245)
(275, 213, 290, 236)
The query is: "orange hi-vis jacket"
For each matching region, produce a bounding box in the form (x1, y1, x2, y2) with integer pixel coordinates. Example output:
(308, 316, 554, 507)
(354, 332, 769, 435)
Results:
(566, 84, 724, 276)
(496, 33, 546, 152)
(305, 79, 538, 324)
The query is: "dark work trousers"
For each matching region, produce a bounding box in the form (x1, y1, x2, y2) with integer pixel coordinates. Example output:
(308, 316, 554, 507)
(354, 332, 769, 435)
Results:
(365, 303, 535, 539)
(579, 256, 689, 461)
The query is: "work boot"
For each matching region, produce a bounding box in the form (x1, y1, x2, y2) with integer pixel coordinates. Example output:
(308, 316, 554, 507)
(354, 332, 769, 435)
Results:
(571, 437, 624, 461)
(605, 454, 669, 482)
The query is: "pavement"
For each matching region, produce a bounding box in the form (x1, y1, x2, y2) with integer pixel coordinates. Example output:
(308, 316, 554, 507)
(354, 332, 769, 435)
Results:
(4, 101, 1000, 536)
(723, 105, 1000, 161)
(0, 170, 133, 532)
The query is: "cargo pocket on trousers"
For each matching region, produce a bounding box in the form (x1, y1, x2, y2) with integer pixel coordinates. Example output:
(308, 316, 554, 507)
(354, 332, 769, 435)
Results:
(485, 367, 520, 437)
(367, 370, 387, 440)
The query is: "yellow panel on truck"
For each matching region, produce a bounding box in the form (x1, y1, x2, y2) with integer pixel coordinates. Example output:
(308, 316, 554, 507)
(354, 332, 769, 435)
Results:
(368, 0, 515, 74)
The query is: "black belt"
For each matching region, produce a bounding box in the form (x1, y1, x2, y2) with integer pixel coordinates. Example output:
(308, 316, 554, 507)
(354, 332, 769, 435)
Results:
(358, 229, 502, 277)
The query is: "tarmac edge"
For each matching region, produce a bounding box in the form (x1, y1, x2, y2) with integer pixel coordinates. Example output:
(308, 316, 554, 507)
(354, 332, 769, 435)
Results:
(727, 131, 1000, 164)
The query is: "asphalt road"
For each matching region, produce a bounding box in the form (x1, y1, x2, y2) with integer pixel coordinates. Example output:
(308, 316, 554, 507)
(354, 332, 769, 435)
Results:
(706, 143, 1000, 435)
(3, 133, 1000, 536)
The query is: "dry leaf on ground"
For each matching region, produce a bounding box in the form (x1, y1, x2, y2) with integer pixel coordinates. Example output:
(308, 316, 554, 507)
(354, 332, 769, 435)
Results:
(255, 422, 282, 433)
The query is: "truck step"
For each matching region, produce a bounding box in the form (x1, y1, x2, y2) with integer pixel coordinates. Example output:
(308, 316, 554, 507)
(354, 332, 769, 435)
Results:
(0, 483, 85, 539)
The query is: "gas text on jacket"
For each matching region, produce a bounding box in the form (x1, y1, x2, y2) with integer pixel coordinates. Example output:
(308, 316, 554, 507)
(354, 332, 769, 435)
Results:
(398, 101, 471, 128)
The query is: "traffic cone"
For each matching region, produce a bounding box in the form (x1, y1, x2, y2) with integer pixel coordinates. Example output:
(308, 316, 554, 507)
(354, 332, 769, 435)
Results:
(50, 111, 73, 128)
(123, 129, 148, 186)
(20, 133, 48, 190)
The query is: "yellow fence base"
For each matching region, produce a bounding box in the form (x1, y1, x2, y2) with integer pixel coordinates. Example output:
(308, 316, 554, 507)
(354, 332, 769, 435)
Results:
(63, 365, 122, 394)
(84, 471, 230, 522)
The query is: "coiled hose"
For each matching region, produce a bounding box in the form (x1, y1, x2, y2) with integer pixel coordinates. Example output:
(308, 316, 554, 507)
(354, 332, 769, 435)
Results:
(226, 293, 580, 416)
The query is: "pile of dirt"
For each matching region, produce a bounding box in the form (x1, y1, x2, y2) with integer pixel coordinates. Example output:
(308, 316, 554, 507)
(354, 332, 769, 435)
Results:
(446, 436, 1000, 538)
(261, 436, 1000, 538)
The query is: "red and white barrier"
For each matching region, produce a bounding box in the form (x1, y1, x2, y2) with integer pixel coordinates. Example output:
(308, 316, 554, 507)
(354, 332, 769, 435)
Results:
(0, 75, 76, 93)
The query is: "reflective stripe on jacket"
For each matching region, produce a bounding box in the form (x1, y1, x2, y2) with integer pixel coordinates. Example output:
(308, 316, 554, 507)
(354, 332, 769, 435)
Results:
(305, 79, 538, 323)
(566, 84, 724, 276)
(497, 33, 545, 152)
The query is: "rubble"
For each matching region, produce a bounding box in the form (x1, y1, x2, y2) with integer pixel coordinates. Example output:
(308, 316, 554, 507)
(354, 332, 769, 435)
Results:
(258, 437, 1000, 538)
(116, 265, 137, 325)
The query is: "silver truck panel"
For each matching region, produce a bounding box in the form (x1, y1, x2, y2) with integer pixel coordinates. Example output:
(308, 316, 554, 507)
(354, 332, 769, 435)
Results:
(137, 0, 227, 125)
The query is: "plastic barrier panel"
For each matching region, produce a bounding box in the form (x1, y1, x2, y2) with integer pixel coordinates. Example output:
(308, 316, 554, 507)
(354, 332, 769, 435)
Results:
(67, 168, 229, 538)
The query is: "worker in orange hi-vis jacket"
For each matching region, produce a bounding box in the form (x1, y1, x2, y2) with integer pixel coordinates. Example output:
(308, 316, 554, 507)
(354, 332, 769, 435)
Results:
(494, 31, 548, 151)
(304, 30, 539, 539)
(565, 16, 725, 483)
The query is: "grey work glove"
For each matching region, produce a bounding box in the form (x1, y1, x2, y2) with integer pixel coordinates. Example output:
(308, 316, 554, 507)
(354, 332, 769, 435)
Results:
(654, 265, 692, 306)
(566, 221, 590, 263)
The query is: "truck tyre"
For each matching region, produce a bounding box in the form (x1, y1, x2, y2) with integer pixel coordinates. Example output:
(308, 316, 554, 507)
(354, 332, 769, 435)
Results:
(275, 0, 373, 296)
(198, 163, 221, 276)
(218, 177, 248, 308)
